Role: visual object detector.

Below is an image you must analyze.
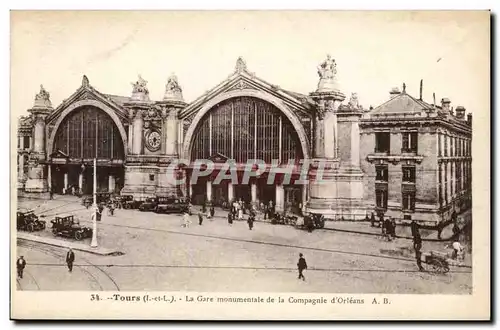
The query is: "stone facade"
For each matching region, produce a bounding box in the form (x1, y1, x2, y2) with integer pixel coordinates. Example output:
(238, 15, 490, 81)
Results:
(16, 58, 472, 223)
(360, 86, 472, 225)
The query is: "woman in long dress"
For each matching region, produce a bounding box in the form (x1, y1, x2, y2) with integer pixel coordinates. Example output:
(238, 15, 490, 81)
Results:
(238, 207, 244, 221)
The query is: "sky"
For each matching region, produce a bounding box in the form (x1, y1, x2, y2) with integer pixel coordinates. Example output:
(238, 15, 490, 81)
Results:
(11, 11, 489, 118)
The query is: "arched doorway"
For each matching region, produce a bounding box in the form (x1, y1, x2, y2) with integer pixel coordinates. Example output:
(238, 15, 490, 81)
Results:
(187, 96, 306, 212)
(50, 106, 125, 195)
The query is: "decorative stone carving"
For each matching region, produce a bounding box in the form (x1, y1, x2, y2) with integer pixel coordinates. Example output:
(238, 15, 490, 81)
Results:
(315, 99, 326, 120)
(130, 75, 150, 102)
(82, 75, 90, 88)
(160, 108, 168, 119)
(235, 57, 247, 73)
(315, 55, 341, 93)
(163, 73, 184, 102)
(340, 92, 362, 111)
(228, 80, 252, 91)
(33, 85, 53, 109)
(317, 54, 337, 80)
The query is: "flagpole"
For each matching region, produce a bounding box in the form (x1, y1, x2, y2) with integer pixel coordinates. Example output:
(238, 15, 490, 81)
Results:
(90, 157, 98, 247)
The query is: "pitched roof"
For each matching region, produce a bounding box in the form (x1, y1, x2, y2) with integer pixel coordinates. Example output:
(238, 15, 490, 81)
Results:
(103, 94, 131, 107)
(370, 92, 434, 115)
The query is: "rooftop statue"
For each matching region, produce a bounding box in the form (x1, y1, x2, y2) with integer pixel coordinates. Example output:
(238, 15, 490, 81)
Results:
(35, 84, 50, 101)
(317, 54, 337, 80)
(235, 57, 247, 73)
(347, 92, 362, 110)
(164, 73, 184, 102)
(131, 75, 149, 95)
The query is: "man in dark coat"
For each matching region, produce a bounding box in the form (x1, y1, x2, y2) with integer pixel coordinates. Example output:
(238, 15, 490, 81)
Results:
(227, 212, 233, 226)
(16, 256, 26, 279)
(247, 214, 255, 230)
(413, 235, 425, 272)
(66, 248, 75, 272)
(198, 213, 204, 226)
(411, 220, 420, 238)
(209, 206, 215, 219)
(297, 253, 307, 281)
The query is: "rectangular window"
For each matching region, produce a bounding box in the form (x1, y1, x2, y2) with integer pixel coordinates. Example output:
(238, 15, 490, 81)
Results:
(444, 135, 448, 157)
(444, 163, 448, 204)
(149, 174, 155, 181)
(375, 132, 390, 153)
(456, 162, 462, 191)
(375, 165, 388, 181)
(402, 166, 416, 183)
(450, 137, 454, 157)
(402, 132, 418, 153)
(23, 136, 30, 150)
(375, 189, 388, 209)
(402, 192, 416, 211)
(438, 164, 443, 207)
(438, 134, 442, 157)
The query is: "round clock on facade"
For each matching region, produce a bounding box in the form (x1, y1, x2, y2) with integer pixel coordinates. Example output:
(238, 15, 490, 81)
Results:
(146, 130, 161, 151)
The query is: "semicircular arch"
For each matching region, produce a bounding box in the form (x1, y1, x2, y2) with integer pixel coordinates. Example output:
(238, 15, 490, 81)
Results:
(47, 99, 128, 157)
(182, 89, 310, 160)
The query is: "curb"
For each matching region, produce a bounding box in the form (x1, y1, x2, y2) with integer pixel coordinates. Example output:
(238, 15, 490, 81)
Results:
(17, 233, 124, 256)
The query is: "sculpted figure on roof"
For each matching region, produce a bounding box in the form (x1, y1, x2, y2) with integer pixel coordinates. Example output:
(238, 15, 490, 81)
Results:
(317, 55, 337, 80)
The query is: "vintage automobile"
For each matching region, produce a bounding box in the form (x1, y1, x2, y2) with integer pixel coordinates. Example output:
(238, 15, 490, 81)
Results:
(155, 197, 190, 214)
(121, 195, 142, 209)
(50, 215, 93, 240)
(138, 197, 159, 212)
(17, 211, 46, 232)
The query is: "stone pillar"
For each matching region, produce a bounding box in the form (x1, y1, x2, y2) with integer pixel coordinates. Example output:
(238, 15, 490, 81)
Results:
(108, 175, 115, 193)
(302, 184, 308, 207)
(228, 183, 234, 202)
(78, 172, 83, 191)
(127, 116, 133, 154)
(251, 181, 257, 203)
(160, 109, 168, 155)
(132, 110, 144, 155)
(206, 180, 212, 202)
(47, 164, 52, 191)
(18, 136, 22, 149)
(17, 154, 24, 182)
(275, 183, 284, 212)
(64, 173, 68, 191)
(314, 116, 325, 158)
(166, 109, 178, 156)
(25, 85, 52, 193)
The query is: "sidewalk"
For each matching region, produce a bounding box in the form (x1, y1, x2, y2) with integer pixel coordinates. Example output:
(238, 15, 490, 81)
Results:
(17, 232, 124, 256)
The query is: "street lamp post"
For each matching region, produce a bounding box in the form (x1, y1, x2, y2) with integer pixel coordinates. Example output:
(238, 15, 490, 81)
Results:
(90, 158, 98, 248)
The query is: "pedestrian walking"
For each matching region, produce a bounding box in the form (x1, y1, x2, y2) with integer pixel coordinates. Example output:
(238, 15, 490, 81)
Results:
(49, 188, 54, 200)
(370, 212, 376, 227)
(198, 213, 204, 226)
(297, 253, 307, 281)
(202, 201, 207, 214)
(183, 212, 192, 228)
(411, 220, 420, 238)
(209, 206, 215, 219)
(413, 234, 425, 272)
(16, 256, 26, 279)
(227, 212, 233, 226)
(238, 208, 244, 221)
(66, 248, 75, 272)
(390, 218, 397, 239)
(247, 214, 254, 230)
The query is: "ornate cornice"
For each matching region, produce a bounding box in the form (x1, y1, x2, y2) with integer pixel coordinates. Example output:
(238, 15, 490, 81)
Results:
(366, 153, 424, 165)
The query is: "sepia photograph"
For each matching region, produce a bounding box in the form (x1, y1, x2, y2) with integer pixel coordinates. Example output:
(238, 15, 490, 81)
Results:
(10, 9, 490, 320)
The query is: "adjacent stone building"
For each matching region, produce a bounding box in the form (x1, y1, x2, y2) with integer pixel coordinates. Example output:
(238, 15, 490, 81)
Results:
(15, 57, 472, 224)
(359, 84, 472, 224)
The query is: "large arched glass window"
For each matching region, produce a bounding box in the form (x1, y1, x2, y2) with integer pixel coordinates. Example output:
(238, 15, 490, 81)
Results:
(190, 96, 303, 164)
(53, 106, 124, 160)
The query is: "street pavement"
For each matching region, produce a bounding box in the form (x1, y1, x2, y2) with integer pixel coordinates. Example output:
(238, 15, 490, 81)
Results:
(15, 195, 472, 293)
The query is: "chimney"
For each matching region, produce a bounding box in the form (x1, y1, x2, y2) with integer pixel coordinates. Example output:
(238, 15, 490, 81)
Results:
(467, 113, 472, 125)
(419, 79, 423, 100)
(441, 98, 451, 113)
(455, 106, 466, 120)
(389, 87, 401, 99)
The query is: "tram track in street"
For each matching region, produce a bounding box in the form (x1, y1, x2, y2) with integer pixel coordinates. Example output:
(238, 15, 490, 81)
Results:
(18, 240, 120, 291)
